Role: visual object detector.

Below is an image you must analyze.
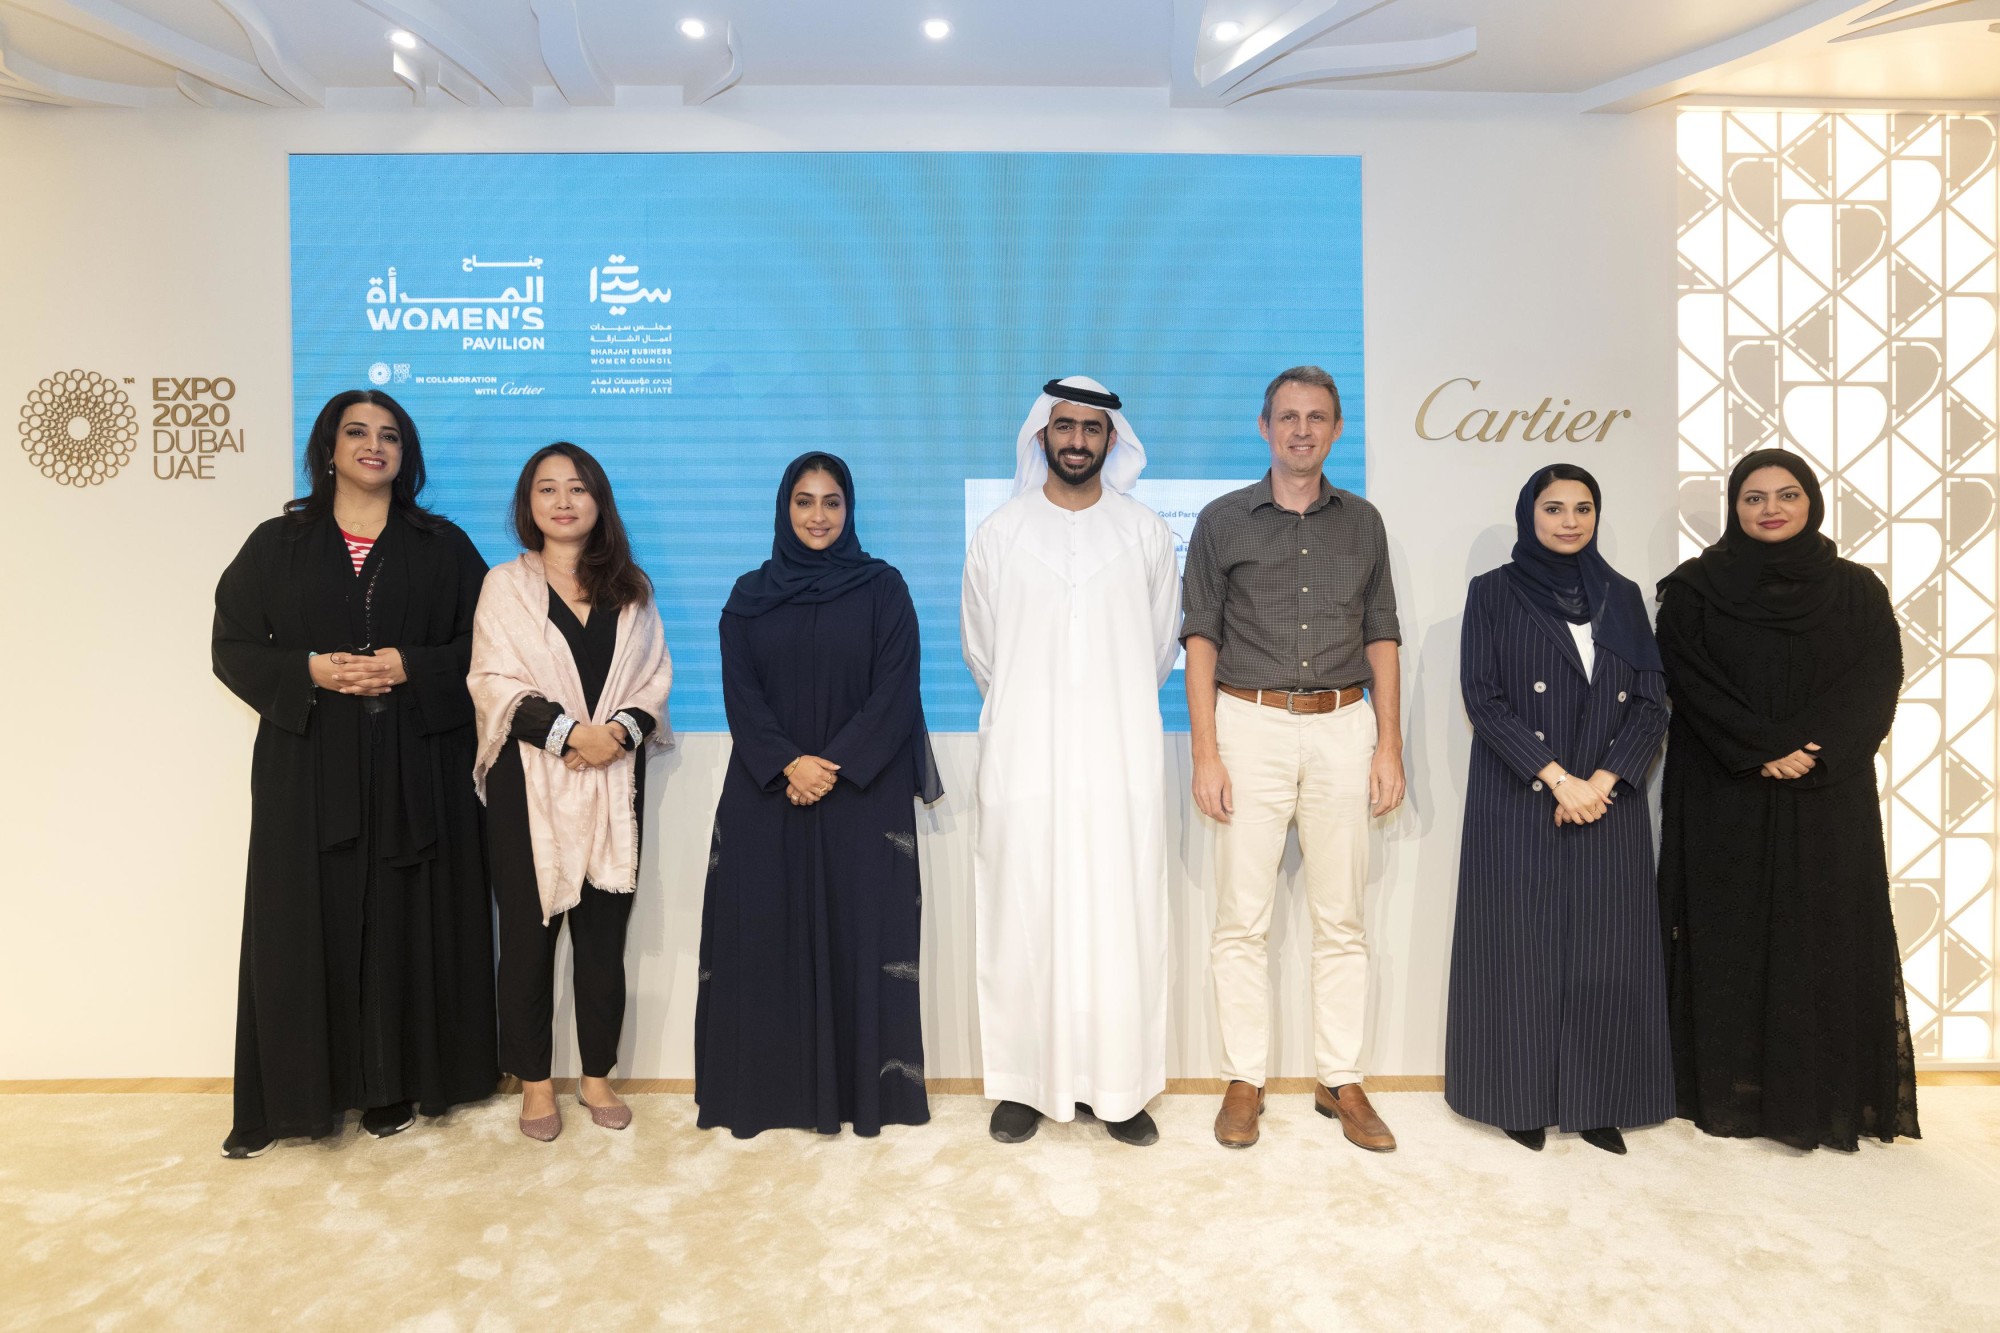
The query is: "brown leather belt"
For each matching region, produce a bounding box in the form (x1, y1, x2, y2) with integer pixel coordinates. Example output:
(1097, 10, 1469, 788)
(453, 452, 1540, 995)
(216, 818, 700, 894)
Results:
(1218, 684, 1365, 714)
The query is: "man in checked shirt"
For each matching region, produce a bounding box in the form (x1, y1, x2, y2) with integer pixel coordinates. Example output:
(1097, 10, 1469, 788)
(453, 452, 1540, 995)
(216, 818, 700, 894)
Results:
(1181, 365, 1406, 1152)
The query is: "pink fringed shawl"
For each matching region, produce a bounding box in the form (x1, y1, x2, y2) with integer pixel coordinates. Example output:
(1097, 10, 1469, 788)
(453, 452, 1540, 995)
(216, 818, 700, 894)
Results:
(470, 552, 673, 922)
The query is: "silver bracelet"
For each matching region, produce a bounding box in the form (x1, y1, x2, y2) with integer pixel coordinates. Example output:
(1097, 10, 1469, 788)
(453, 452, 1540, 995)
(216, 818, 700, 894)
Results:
(612, 711, 643, 750)
(1551, 772, 1568, 788)
(545, 714, 578, 757)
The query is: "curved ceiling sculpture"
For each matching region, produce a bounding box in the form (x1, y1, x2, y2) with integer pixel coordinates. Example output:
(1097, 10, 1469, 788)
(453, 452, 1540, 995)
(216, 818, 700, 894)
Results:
(0, 0, 1989, 111)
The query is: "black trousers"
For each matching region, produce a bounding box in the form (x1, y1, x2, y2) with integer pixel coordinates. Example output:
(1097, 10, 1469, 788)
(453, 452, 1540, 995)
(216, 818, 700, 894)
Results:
(486, 740, 639, 1082)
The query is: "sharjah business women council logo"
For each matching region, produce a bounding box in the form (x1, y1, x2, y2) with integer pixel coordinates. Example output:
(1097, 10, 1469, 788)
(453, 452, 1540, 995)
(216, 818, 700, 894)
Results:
(18, 369, 139, 487)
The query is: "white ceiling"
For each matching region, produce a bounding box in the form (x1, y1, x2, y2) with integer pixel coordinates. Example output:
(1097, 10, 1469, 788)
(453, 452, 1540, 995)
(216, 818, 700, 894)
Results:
(0, 0, 1992, 111)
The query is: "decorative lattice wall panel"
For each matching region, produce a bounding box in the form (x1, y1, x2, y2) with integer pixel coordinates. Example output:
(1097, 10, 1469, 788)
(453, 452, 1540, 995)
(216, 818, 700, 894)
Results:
(1676, 110, 1999, 1063)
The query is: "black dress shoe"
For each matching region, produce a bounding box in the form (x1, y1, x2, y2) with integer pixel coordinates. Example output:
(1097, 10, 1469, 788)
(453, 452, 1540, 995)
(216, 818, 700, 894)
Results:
(361, 1102, 416, 1138)
(221, 1128, 275, 1160)
(1580, 1126, 1627, 1155)
(989, 1100, 1041, 1144)
(1104, 1109, 1159, 1147)
(1505, 1127, 1546, 1151)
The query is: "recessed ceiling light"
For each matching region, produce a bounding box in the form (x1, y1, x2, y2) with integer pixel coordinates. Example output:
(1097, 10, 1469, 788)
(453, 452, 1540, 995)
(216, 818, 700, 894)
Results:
(922, 19, 951, 40)
(679, 18, 707, 39)
(389, 29, 418, 50)
(1210, 21, 1243, 42)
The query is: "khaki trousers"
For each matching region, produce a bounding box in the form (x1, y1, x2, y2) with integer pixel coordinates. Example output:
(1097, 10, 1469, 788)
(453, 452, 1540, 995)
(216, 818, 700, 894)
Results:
(1211, 690, 1376, 1088)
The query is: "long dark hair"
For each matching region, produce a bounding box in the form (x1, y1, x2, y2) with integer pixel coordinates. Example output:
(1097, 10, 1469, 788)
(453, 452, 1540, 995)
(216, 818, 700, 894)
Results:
(285, 389, 442, 529)
(511, 442, 652, 611)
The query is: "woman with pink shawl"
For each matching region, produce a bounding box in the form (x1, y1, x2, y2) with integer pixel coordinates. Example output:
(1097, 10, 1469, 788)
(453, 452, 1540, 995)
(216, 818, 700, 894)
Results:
(470, 443, 672, 1142)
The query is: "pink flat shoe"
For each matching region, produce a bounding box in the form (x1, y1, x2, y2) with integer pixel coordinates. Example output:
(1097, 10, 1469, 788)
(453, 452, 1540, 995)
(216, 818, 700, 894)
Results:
(518, 1110, 562, 1142)
(580, 1094, 632, 1130)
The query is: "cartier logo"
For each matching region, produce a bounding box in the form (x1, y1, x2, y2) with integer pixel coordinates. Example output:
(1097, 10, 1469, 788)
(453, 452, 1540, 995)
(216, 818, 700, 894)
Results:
(1415, 377, 1633, 444)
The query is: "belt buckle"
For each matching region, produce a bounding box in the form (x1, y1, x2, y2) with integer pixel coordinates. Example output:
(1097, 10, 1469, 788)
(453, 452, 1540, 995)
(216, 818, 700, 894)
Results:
(1286, 691, 1304, 715)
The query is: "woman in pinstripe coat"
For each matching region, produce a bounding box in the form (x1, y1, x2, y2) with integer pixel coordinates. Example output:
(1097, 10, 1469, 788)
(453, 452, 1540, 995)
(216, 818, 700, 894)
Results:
(1446, 465, 1673, 1154)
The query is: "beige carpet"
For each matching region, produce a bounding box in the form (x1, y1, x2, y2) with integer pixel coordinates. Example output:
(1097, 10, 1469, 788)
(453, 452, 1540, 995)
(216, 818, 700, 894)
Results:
(3, 1091, 1997, 1331)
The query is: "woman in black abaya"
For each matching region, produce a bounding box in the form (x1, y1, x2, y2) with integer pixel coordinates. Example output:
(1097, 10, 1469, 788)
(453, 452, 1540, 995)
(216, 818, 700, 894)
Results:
(212, 389, 497, 1158)
(1656, 448, 1918, 1151)
(695, 452, 941, 1138)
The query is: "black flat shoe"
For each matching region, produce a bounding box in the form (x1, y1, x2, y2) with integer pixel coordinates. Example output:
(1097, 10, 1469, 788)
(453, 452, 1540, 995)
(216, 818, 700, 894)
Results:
(221, 1129, 275, 1160)
(989, 1100, 1041, 1144)
(361, 1101, 416, 1138)
(1505, 1127, 1546, 1151)
(1580, 1127, 1627, 1155)
(1104, 1109, 1159, 1147)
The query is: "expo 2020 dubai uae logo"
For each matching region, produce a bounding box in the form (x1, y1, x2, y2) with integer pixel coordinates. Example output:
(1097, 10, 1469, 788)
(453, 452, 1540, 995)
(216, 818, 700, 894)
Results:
(18, 369, 139, 487)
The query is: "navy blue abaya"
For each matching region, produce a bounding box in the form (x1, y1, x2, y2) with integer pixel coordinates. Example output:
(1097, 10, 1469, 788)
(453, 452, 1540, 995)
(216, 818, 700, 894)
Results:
(1446, 570, 1675, 1133)
(694, 571, 932, 1137)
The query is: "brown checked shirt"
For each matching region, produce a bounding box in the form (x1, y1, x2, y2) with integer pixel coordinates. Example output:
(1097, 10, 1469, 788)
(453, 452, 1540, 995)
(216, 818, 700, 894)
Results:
(1180, 472, 1401, 692)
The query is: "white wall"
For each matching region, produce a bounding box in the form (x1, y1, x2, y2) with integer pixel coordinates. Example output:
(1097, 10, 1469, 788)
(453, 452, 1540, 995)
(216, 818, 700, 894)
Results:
(0, 90, 1676, 1080)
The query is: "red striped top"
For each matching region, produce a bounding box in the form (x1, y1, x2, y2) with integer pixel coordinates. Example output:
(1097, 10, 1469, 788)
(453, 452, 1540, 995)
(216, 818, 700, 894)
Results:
(340, 529, 376, 575)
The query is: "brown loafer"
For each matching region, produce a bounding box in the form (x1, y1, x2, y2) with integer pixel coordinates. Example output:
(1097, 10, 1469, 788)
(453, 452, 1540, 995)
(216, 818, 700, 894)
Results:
(1316, 1081, 1396, 1152)
(1214, 1080, 1266, 1149)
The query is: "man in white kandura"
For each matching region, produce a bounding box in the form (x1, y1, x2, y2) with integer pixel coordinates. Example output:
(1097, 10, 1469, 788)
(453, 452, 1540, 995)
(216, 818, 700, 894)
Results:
(963, 375, 1182, 1147)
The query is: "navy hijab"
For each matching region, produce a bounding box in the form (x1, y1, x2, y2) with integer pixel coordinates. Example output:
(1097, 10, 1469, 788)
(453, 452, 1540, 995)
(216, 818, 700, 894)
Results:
(1504, 465, 1663, 674)
(724, 452, 943, 803)
(724, 453, 894, 618)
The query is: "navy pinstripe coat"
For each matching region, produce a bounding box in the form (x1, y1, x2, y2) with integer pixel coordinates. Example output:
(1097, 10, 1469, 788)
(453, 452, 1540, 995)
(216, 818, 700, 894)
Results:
(1445, 569, 1674, 1133)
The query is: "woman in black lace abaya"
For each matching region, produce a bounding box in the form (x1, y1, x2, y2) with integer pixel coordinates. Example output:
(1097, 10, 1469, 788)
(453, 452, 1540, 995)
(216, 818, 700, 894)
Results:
(1655, 449, 1918, 1152)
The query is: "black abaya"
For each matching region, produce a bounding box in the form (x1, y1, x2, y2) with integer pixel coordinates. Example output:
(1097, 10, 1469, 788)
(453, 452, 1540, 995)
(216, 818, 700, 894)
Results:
(694, 571, 932, 1137)
(213, 511, 499, 1140)
(1655, 564, 1919, 1151)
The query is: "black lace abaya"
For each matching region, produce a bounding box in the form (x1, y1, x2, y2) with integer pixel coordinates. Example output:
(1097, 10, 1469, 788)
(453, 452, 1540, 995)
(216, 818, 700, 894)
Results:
(1655, 451, 1918, 1151)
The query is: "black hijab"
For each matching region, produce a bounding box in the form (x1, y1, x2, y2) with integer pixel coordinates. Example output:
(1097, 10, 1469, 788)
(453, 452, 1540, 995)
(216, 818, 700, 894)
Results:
(1503, 464, 1663, 674)
(724, 453, 894, 618)
(1658, 448, 1841, 632)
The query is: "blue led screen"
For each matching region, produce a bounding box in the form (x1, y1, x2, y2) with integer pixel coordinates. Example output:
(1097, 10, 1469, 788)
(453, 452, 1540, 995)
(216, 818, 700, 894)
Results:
(290, 152, 1364, 729)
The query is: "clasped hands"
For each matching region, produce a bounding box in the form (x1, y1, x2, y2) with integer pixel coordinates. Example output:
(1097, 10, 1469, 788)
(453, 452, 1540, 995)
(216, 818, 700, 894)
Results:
(1543, 765, 1621, 825)
(786, 755, 840, 806)
(309, 648, 406, 696)
(563, 724, 628, 773)
(1761, 743, 1821, 781)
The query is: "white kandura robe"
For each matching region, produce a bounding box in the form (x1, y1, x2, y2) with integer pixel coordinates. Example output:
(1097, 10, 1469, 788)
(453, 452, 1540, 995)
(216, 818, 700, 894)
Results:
(962, 486, 1182, 1122)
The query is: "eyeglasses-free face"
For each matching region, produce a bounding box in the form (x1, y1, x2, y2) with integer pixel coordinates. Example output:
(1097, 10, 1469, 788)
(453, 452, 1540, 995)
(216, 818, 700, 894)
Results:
(789, 467, 848, 551)
(1533, 480, 1597, 554)
(332, 403, 403, 493)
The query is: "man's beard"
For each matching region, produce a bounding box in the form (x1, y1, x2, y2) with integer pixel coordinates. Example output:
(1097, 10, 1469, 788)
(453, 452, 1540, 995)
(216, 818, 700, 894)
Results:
(1042, 436, 1109, 487)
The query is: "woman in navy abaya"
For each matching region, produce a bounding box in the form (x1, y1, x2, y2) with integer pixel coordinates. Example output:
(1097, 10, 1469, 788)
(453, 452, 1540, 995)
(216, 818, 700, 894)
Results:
(694, 452, 942, 1138)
